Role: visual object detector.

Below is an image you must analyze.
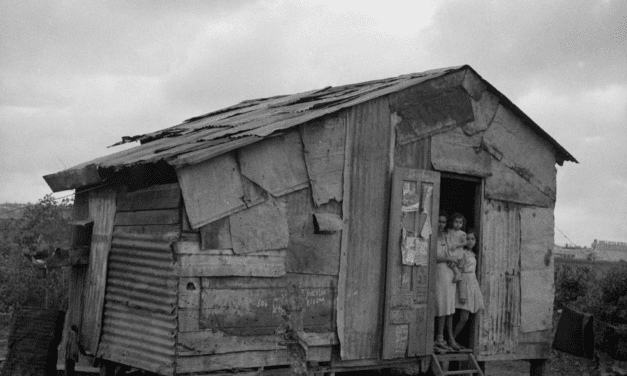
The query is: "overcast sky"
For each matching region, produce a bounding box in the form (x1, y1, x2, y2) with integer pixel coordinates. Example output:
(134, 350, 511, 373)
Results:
(1, 0, 625, 247)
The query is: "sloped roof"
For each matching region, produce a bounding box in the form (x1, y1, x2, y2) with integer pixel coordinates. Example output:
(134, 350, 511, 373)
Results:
(43, 65, 576, 192)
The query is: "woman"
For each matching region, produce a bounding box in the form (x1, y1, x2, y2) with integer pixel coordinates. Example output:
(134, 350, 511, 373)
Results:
(434, 213, 462, 351)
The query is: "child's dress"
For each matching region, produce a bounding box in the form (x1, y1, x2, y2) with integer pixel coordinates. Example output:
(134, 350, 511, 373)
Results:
(456, 249, 485, 313)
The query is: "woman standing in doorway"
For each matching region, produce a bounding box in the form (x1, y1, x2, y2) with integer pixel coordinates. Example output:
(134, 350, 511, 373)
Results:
(434, 213, 462, 351)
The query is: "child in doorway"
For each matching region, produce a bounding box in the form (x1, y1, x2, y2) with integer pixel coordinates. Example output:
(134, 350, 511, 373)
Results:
(446, 213, 467, 284)
(453, 228, 485, 340)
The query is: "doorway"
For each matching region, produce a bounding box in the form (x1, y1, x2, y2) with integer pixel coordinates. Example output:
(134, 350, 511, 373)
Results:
(439, 173, 482, 349)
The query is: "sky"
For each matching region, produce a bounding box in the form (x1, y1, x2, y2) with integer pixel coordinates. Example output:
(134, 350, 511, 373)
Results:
(0, 0, 625, 247)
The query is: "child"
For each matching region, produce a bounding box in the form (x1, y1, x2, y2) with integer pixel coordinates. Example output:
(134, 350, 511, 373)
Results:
(446, 213, 467, 284)
(453, 228, 486, 340)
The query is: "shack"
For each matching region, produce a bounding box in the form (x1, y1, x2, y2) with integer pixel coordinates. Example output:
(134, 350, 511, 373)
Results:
(43, 65, 576, 375)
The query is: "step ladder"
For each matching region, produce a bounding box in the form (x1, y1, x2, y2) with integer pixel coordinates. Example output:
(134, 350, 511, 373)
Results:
(430, 352, 484, 376)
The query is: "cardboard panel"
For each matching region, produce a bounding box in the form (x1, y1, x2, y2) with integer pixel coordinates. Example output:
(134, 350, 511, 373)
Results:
(431, 127, 492, 177)
(239, 130, 310, 197)
(483, 105, 557, 200)
(229, 196, 289, 254)
(301, 116, 346, 206)
(177, 153, 246, 229)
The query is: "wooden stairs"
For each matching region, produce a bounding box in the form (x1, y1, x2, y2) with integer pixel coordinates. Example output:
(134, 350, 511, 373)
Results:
(430, 352, 484, 376)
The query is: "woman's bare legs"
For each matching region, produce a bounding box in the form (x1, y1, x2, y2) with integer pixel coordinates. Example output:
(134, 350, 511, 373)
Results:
(446, 315, 460, 349)
(436, 315, 446, 344)
(453, 309, 470, 339)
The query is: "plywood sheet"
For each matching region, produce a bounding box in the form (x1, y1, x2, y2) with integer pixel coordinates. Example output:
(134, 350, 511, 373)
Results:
(177, 152, 246, 229)
(390, 86, 474, 145)
(301, 116, 346, 206)
(520, 269, 554, 333)
(239, 130, 310, 197)
(485, 157, 553, 207)
(483, 105, 557, 200)
(285, 188, 342, 276)
(82, 188, 117, 354)
(229, 196, 289, 254)
(463, 90, 500, 136)
(431, 127, 492, 177)
(338, 97, 391, 360)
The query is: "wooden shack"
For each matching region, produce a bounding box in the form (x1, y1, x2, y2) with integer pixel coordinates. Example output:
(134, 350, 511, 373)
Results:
(43, 65, 576, 375)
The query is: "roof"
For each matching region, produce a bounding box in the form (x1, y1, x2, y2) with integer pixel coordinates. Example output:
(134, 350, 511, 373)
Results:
(44, 65, 577, 192)
(594, 240, 627, 253)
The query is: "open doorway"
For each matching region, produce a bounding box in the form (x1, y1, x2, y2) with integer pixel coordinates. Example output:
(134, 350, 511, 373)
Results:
(439, 173, 482, 349)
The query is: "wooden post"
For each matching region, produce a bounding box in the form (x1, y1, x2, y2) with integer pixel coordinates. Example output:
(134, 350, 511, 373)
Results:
(529, 359, 547, 376)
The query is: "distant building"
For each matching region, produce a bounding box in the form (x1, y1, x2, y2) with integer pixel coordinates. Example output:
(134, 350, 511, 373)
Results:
(591, 240, 627, 262)
(554, 244, 593, 260)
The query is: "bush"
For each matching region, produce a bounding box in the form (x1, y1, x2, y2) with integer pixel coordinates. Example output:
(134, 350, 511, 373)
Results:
(554, 263, 596, 309)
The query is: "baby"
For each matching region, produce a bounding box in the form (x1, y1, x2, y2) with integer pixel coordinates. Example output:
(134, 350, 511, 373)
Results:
(446, 212, 467, 283)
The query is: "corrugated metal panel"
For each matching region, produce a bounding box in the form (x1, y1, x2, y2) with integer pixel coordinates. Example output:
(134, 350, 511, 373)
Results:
(478, 199, 521, 356)
(98, 232, 177, 376)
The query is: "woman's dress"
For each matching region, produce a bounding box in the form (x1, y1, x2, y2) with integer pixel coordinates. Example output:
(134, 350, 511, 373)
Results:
(435, 236, 456, 316)
(456, 250, 485, 313)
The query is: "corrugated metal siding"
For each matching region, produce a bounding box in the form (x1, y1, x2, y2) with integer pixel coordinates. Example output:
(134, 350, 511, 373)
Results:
(98, 232, 177, 376)
(479, 199, 521, 356)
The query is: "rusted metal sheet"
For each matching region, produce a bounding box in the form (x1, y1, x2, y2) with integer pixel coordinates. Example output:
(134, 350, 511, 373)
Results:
(239, 130, 310, 197)
(285, 188, 342, 276)
(483, 104, 557, 200)
(81, 188, 117, 355)
(390, 86, 474, 145)
(431, 127, 492, 177)
(177, 152, 246, 229)
(301, 116, 346, 206)
(98, 232, 177, 375)
(520, 207, 555, 333)
(338, 97, 391, 360)
(229, 196, 289, 254)
(479, 199, 521, 357)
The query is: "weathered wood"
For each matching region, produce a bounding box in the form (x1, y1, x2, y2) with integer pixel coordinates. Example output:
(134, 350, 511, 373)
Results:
(179, 277, 201, 309)
(116, 183, 181, 212)
(482, 104, 557, 200)
(176, 252, 286, 277)
(307, 346, 333, 362)
(82, 188, 117, 355)
(229, 196, 289, 254)
(114, 209, 180, 226)
(394, 137, 432, 170)
(390, 86, 474, 145)
(200, 217, 233, 249)
(285, 188, 342, 276)
(177, 152, 246, 229)
(463, 90, 500, 136)
(476, 341, 550, 361)
(239, 130, 310, 197)
(177, 331, 285, 356)
(241, 174, 268, 208)
(176, 349, 290, 374)
(339, 97, 391, 359)
(300, 116, 346, 206)
(461, 67, 487, 101)
(313, 213, 343, 233)
(178, 309, 199, 332)
(382, 169, 439, 359)
(478, 199, 521, 357)
(112, 224, 179, 240)
(485, 157, 553, 207)
(431, 127, 492, 177)
(43, 163, 102, 192)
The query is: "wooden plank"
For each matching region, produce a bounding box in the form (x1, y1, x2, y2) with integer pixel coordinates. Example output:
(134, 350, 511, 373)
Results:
(176, 349, 290, 374)
(478, 199, 521, 357)
(462, 90, 500, 136)
(520, 269, 554, 333)
(285, 188, 342, 276)
(482, 104, 557, 200)
(178, 309, 199, 332)
(307, 346, 333, 362)
(520, 207, 554, 270)
(43, 163, 102, 192)
(177, 331, 285, 356)
(394, 138, 432, 170)
(177, 152, 246, 229)
(116, 183, 181, 212)
(313, 213, 343, 232)
(476, 342, 551, 361)
(112, 224, 179, 240)
(229, 196, 289, 254)
(298, 331, 339, 347)
(485, 157, 553, 207)
(176, 252, 286, 277)
(200, 217, 232, 250)
(339, 96, 391, 359)
(390, 86, 474, 145)
(179, 277, 201, 309)
(382, 169, 439, 359)
(114, 209, 180, 226)
(461, 67, 487, 101)
(239, 130, 310, 197)
(81, 188, 117, 355)
(431, 127, 492, 177)
(300, 116, 346, 206)
(241, 174, 268, 208)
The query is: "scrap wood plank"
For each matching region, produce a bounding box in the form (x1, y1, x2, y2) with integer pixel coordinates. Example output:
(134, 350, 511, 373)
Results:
(177, 331, 285, 356)
(485, 157, 552, 207)
(463, 90, 500, 136)
(520, 269, 554, 332)
(300, 116, 346, 206)
(114, 208, 180, 226)
(176, 349, 291, 374)
(239, 130, 310, 197)
(229, 196, 289, 254)
(200, 216, 233, 250)
(176, 252, 286, 277)
(482, 104, 557, 200)
(431, 127, 492, 177)
(177, 152, 247, 229)
(116, 183, 181, 212)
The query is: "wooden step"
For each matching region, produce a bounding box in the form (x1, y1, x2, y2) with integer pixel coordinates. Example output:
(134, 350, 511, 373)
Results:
(431, 352, 484, 376)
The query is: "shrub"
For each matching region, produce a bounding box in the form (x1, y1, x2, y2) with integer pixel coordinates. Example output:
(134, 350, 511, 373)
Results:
(554, 263, 595, 309)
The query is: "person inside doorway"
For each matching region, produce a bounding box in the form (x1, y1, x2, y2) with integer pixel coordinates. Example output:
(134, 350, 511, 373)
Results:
(453, 228, 485, 340)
